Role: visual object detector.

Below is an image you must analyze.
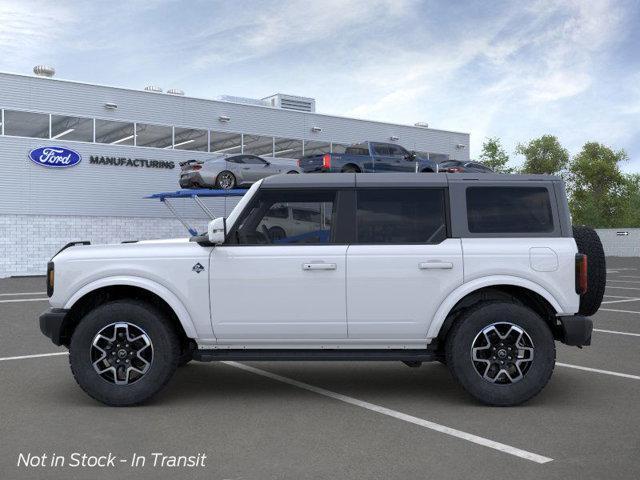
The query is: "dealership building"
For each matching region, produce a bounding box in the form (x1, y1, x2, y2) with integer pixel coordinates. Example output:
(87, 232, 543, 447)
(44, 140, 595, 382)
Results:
(0, 68, 470, 277)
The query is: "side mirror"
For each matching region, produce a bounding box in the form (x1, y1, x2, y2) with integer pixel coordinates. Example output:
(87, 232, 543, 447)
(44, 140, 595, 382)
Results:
(208, 217, 227, 245)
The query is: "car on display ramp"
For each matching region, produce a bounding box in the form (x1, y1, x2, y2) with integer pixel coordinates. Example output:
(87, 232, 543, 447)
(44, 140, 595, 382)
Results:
(179, 154, 301, 190)
(39, 173, 605, 407)
(298, 141, 439, 174)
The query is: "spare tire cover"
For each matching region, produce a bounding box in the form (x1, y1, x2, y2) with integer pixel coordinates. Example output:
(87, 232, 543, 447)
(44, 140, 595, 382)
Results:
(572, 226, 606, 316)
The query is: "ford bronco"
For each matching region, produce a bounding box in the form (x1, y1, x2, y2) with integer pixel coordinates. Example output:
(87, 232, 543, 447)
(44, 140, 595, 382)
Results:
(39, 173, 605, 406)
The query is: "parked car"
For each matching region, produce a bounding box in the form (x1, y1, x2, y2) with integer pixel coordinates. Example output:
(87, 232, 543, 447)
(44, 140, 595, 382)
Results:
(179, 154, 301, 189)
(438, 159, 493, 173)
(298, 141, 438, 174)
(41, 173, 606, 407)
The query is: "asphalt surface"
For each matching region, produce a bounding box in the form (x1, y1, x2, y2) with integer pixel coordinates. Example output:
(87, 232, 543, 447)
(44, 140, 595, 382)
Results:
(1, 258, 639, 479)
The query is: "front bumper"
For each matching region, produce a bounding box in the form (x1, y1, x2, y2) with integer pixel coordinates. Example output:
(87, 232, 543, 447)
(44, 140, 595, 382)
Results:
(558, 315, 593, 346)
(39, 308, 71, 346)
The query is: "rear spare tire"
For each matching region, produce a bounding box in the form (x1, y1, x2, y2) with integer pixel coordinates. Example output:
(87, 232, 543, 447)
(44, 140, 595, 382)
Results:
(573, 226, 606, 316)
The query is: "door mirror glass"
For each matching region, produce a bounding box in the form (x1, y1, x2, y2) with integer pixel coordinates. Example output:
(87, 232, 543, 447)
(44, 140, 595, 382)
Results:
(208, 217, 227, 244)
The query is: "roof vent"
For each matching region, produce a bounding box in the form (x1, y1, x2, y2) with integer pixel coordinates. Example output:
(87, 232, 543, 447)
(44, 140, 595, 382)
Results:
(33, 65, 55, 78)
(414, 122, 429, 128)
(144, 85, 163, 93)
(217, 95, 270, 107)
(167, 88, 185, 96)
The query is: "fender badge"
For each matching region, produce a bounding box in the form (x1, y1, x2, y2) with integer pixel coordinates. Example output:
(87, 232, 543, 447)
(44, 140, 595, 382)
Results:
(192, 263, 205, 274)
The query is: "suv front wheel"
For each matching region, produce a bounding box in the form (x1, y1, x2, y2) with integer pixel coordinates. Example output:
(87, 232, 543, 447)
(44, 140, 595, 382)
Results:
(69, 300, 180, 406)
(445, 301, 555, 406)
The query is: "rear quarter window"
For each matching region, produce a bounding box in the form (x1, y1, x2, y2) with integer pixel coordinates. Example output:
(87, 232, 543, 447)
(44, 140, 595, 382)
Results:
(466, 187, 554, 233)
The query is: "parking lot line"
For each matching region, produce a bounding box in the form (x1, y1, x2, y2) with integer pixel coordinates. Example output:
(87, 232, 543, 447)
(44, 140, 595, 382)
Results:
(608, 279, 640, 285)
(0, 291, 46, 296)
(601, 297, 640, 304)
(556, 363, 640, 381)
(0, 352, 68, 362)
(0, 298, 49, 304)
(599, 308, 640, 315)
(593, 328, 640, 338)
(223, 361, 553, 464)
(611, 275, 640, 280)
(605, 285, 640, 291)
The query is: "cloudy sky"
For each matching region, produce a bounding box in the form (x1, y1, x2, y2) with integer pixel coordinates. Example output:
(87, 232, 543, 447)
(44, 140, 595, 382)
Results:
(1, 0, 638, 169)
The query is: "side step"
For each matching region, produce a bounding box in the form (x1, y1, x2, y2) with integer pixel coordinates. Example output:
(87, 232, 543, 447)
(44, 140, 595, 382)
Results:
(192, 349, 440, 362)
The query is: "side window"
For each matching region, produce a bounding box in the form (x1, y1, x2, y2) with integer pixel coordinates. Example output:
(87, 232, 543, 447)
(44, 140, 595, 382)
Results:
(234, 190, 336, 245)
(227, 156, 244, 164)
(356, 189, 447, 244)
(387, 145, 406, 157)
(466, 187, 554, 233)
(243, 155, 267, 165)
(373, 144, 390, 156)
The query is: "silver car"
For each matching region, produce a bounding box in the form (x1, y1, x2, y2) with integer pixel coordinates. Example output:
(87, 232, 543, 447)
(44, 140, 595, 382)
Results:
(179, 154, 301, 190)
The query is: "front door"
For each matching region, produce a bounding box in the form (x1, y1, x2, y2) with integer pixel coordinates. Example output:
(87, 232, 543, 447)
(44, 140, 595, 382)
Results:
(210, 188, 349, 340)
(346, 188, 463, 340)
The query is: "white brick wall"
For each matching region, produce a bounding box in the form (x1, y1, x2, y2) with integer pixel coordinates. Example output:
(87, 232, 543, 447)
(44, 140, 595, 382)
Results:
(0, 214, 214, 277)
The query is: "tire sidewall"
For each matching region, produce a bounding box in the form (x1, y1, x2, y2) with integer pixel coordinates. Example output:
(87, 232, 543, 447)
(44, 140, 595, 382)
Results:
(69, 301, 179, 406)
(446, 302, 556, 406)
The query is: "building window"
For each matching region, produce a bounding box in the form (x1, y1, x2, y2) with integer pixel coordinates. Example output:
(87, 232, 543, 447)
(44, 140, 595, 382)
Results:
(331, 143, 349, 154)
(210, 131, 242, 154)
(303, 140, 331, 156)
(243, 134, 274, 156)
(3, 110, 50, 139)
(173, 127, 208, 151)
(273, 137, 303, 158)
(95, 119, 135, 145)
(135, 123, 173, 148)
(50, 114, 94, 142)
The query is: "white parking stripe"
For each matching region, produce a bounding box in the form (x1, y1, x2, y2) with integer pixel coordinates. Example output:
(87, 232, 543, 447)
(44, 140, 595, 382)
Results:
(556, 363, 640, 381)
(603, 294, 637, 299)
(594, 328, 640, 338)
(224, 361, 553, 464)
(601, 297, 640, 304)
(0, 352, 68, 362)
(0, 298, 49, 304)
(611, 275, 640, 280)
(608, 279, 640, 285)
(0, 292, 46, 296)
(599, 308, 640, 315)
(605, 285, 640, 291)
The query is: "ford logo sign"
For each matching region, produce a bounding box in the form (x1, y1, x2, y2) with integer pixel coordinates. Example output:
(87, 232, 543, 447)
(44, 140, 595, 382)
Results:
(28, 146, 82, 168)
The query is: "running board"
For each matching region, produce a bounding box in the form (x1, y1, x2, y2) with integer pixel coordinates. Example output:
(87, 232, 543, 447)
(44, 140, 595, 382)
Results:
(192, 349, 440, 362)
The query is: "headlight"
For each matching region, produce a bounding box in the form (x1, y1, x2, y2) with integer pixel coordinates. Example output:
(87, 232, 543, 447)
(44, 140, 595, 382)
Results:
(47, 262, 54, 297)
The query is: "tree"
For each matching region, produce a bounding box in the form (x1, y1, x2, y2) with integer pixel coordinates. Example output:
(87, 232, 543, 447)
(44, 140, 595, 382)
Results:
(479, 137, 513, 173)
(516, 135, 569, 175)
(568, 142, 628, 227)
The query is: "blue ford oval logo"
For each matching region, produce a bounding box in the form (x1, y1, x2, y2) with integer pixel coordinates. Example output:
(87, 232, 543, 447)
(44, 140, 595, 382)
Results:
(28, 146, 82, 168)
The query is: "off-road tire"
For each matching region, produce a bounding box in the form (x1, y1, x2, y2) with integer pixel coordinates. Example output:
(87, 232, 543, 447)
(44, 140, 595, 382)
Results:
(445, 301, 555, 406)
(69, 300, 180, 406)
(572, 225, 606, 316)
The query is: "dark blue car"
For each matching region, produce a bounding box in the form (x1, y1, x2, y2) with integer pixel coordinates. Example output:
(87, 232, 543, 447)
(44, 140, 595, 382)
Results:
(298, 141, 438, 174)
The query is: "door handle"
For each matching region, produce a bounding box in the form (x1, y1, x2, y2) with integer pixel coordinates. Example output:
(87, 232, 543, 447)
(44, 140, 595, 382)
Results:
(419, 261, 453, 270)
(302, 263, 337, 271)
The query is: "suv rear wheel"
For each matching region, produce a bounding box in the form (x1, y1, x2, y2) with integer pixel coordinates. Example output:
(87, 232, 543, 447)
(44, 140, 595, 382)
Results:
(69, 300, 180, 406)
(445, 301, 555, 406)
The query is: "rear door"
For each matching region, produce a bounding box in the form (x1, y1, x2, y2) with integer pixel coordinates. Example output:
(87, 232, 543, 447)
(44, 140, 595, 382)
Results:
(346, 186, 463, 340)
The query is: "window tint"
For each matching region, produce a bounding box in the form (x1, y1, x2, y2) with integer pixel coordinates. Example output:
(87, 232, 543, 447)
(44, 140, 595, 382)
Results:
(345, 146, 369, 156)
(227, 156, 244, 164)
(387, 145, 406, 157)
(466, 187, 554, 233)
(356, 189, 447, 244)
(242, 155, 267, 165)
(373, 144, 390, 156)
(4, 110, 49, 138)
(235, 190, 336, 245)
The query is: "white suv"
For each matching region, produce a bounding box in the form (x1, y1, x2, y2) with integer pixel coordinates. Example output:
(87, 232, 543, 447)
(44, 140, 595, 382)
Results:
(39, 173, 605, 406)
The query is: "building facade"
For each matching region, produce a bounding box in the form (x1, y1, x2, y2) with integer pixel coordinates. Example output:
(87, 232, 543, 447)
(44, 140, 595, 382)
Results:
(0, 71, 470, 276)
